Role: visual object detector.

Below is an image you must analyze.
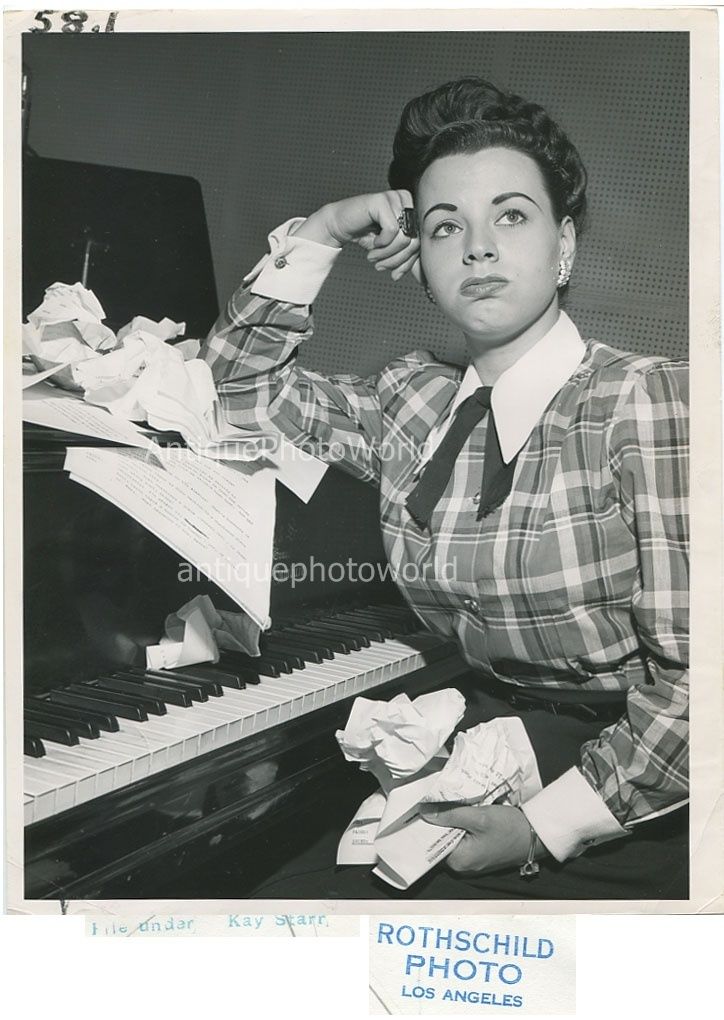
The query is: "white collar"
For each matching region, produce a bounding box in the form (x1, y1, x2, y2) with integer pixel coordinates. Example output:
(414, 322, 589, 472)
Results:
(421, 310, 586, 466)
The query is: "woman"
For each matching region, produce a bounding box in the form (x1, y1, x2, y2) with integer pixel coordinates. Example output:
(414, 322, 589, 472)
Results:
(201, 78, 689, 899)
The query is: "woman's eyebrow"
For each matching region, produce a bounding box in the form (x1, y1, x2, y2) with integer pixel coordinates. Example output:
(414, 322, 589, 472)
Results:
(493, 191, 541, 209)
(421, 202, 457, 223)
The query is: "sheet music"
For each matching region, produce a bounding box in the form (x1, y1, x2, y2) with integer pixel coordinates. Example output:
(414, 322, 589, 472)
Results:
(64, 446, 276, 628)
(23, 380, 157, 451)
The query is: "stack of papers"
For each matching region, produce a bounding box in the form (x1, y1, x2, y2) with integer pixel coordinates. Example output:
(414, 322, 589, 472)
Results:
(65, 446, 276, 628)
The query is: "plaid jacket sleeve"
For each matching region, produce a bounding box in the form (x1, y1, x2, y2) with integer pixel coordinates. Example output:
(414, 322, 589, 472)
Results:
(200, 285, 384, 485)
(580, 360, 689, 825)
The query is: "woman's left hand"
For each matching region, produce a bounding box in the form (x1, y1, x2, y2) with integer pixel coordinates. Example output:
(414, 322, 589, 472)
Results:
(419, 803, 547, 875)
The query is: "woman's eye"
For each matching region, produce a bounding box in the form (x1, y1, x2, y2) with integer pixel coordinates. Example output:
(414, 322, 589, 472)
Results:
(497, 208, 527, 226)
(431, 221, 461, 238)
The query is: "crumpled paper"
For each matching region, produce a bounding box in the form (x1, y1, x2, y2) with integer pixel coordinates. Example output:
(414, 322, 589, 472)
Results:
(336, 695, 543, 890)
(335, 688, 466, 787)
(420, 718, 524, 805)
(145, 594, 263, 670)
(23, 282, 119, 390)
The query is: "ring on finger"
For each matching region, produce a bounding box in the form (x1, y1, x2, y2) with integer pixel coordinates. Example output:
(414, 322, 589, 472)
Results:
(396, 208, 418, 238)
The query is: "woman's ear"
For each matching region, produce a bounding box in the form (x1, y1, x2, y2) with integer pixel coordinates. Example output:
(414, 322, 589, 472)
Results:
(411, 256, 423, 285)
(559, 217, 577, 265)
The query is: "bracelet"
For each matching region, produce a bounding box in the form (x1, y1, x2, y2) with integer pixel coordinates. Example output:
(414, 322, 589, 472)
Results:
(517, 808, 541, 878)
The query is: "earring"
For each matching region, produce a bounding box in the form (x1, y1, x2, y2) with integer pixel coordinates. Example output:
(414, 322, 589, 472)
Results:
(425, 284, 437, 305)
(557, 257, 572, 288)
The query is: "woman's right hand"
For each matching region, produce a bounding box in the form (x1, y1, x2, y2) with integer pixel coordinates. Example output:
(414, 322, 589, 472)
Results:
(295, 191, 420, 282)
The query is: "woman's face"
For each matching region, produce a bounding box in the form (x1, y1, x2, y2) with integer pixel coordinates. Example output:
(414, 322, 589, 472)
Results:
(417, 146, 576, 352)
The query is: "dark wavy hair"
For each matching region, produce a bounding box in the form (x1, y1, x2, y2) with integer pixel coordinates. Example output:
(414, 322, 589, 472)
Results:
(388, 77, 587, 233)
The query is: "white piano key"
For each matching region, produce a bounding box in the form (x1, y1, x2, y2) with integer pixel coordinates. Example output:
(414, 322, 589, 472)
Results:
(24, 630, 456, 822)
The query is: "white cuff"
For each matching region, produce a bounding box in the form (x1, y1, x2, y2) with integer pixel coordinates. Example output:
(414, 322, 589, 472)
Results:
(244, 217, 342, 304)
(521, 766, 629, 862)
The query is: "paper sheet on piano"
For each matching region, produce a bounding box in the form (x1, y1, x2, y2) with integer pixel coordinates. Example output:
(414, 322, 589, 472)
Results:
(23, 379, 158, 451)
(64, 446, 276, 628)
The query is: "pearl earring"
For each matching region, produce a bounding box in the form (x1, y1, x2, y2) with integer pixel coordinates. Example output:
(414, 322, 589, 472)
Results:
(424, 284, 437, 305)
(557, 257, 572, 288)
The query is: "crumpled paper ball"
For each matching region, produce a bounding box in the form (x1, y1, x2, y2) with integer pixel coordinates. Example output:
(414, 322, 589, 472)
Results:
(23, 282, 119, 391)
(335, 688, 465, 781)
(419, 718, 523, 805)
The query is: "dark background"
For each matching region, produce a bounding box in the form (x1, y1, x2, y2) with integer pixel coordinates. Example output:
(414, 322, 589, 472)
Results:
(23, 31, 689, 373)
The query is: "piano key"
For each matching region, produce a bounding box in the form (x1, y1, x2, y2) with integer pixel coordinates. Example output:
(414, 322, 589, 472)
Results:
(278, 627, 349, 654)
(25, 703, 101, 740)
(333, 610, 397, 637)
(25, 717, 80, 746)
(261, 639, 321, 665)
(209, 661, 260, 686)
(294, 622, 366, 649)
(93, 678, 190, 710)
(218, 651, 280, 678)
(24, 631, 458, 820)
(332, 612, 393, 636)
(257, 636, 305, 669)
(24, 734, 46, 758)
(328, 616, 387, 642)
(266, 633, 331, 659)
(43, 691, 120, 731)
(63, 686, 149, 721)
(31, 698, 111, 734)
(140, 667, 225, 697)
(93, 678, 170, 714)
(112, 671, 208, 703)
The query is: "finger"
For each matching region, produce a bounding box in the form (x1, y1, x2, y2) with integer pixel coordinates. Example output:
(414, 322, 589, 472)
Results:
(366, 233, 412, 263)
(390, 252, 420, 282)
(371, 244, 419, 274)
(447, 835, 488, 874)
(372, 193, 406, 248)
(356, 231, 380, 253)
(419, 805, 485, 831)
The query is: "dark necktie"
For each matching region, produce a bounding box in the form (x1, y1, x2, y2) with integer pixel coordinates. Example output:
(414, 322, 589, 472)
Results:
(405, 386, 518, 529)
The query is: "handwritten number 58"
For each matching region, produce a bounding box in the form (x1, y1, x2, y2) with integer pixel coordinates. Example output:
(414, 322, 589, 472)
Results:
(29, 11, 118, 32)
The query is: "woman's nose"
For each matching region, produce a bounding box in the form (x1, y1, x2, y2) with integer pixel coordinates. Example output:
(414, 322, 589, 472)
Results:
(463, 229, 498, 264)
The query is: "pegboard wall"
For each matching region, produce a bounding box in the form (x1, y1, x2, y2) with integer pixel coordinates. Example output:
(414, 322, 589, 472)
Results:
(23, 31, 689, 375)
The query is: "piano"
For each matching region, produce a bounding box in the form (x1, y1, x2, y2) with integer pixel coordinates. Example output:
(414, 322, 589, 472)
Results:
(22, 426, 467, 900)
(20, 154, 467, 900)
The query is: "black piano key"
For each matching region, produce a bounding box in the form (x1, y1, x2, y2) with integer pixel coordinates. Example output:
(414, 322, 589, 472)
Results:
(63, 685, 149, 721)
(355, 606, 420, 633)
(132, 666, 224, 696)
(282, 626, 352, 654)
(25, 701, 101, 739)
(258, 641, 308, 668)
(255, 653, 295, 674)
(103, 674, 194, 708)
(371, 603, 420, 624)
(328, 616, 386, 642)
(25, 706, 96, 741)
(217, 650, 279, 679)
(25, 717, 79, 746)
(215, 657, 261, 685)
(93, 678, 169, 715)
(44, 691, 120, 732)
(331, 611, 396, 638)
(147, 667, 226, 696)
(24, 733, 46, 757)
(300, 621, 369, 648)
(113, 670, 208, 703)
(267, 634, 333, 660)
(172, 665, 245, 690)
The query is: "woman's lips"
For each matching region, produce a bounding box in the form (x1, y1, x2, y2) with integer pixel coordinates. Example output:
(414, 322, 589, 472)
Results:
(459, 276, 509, 297)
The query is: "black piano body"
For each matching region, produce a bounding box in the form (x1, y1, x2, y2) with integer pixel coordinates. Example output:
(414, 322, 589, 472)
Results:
(20, 156, 466, 900)
(22, 428, 465, 901)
